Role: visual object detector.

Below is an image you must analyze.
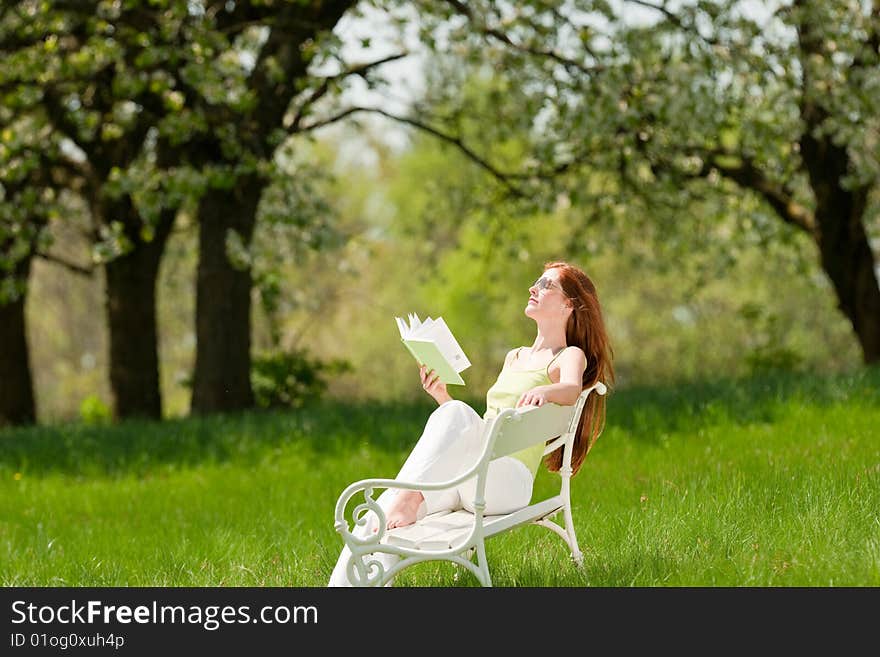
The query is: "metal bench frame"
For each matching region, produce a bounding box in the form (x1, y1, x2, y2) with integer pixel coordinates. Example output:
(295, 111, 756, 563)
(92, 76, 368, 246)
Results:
(333, 382, 607, 586)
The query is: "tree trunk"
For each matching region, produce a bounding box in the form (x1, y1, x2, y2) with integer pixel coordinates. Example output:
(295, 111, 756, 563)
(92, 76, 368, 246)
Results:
(0, 256, 36, 426)
(800, 113, 880, 365)
(104, 204, 176, 420)
(188, 1, 357, 414)
(812, 193, 880, 365)
(190, 177, 263, 414)
(795, 0, 880, 364)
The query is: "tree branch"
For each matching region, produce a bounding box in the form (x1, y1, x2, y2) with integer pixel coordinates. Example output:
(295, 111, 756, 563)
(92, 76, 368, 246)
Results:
(35, 251, 93, 277)
(624, 0, 685, 26)
(631, 124, 817, 237)
(249, 1, 356, 133)
(40, 88, 94, 164)
(622, 0, 719, 46)
(852, 0, 880, 70)
(299, 106, 527, 197)
(697, 149, 816, 237)
(441, 0, 603, 76)
(288, 52, 409, 133)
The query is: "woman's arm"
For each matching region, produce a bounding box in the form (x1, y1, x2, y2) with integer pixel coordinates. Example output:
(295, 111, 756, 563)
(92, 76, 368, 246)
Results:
(517, 347, 587, 408)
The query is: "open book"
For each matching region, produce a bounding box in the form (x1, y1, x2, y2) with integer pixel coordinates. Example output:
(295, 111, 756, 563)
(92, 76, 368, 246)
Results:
(395, 312, 471, 386)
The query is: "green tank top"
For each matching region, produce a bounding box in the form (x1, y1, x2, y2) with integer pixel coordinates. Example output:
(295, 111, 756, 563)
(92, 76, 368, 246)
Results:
(483, 347, 569, 477)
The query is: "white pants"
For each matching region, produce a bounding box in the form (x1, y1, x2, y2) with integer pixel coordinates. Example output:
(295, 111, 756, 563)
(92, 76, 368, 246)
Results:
(327, 400, 533, 587)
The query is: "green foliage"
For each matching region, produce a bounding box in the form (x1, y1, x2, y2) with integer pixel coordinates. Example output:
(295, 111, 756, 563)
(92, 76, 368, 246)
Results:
(78, 394, 111, 426)
(251, 349, 352, 410)
(251, 147, 349, 334)
(7, 0, 875, 421)
(0, 0, 382, 422)
(738, 302, 805, 375)
(411, 0, 879, 365)
(240, 101, 862, 406)
(0, 122, 67, 304)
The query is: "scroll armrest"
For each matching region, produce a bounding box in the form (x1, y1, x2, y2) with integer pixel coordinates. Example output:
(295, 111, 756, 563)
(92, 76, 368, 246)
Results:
(333, 458, 488, 542)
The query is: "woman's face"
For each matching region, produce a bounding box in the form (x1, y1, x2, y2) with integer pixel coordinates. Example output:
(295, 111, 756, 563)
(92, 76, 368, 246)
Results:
(525, 267, 570, 319)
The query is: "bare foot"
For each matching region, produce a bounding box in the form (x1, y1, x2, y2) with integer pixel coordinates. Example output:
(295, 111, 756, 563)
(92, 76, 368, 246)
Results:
(384, 490, 424, 530)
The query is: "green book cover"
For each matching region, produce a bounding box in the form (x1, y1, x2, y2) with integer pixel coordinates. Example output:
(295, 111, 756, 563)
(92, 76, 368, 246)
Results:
(402, 339, 465, 385)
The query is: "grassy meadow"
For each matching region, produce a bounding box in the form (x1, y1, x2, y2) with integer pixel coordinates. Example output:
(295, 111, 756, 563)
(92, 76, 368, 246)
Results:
(1, 367, 878, 587)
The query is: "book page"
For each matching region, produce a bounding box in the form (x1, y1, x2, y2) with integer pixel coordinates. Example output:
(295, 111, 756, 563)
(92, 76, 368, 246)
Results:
(410, 316, 435, 338)
(408, 312, 421, 333)
(395, 313, 423, 338)
(422, 317, 471, 373)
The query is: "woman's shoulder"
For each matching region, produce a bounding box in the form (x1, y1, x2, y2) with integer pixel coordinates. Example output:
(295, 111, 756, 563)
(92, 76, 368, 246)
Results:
(503, 347, 524, 366)
(554, 345, 587, 367)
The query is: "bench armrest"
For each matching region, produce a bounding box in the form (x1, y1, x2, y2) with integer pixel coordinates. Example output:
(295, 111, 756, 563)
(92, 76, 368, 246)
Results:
(333, 457, 488, 544)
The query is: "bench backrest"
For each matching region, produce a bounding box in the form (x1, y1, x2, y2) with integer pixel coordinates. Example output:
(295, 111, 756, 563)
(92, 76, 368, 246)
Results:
(489, 383, 606, 461)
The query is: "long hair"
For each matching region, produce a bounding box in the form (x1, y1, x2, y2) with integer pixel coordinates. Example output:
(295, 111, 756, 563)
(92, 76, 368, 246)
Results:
(542, 261, 615, 477)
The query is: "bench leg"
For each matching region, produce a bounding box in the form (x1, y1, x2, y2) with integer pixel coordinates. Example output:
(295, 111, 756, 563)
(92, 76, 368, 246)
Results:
(453, 547, 476, 583)
(475, 541, 492, 587)
(563, 504, 584, 567)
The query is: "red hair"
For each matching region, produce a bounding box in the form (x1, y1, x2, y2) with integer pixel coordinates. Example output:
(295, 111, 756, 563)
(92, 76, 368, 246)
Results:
(542, 261, 615, 476)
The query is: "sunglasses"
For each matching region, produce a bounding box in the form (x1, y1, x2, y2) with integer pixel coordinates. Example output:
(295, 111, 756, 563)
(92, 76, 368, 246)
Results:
(532, 277, 562, 293)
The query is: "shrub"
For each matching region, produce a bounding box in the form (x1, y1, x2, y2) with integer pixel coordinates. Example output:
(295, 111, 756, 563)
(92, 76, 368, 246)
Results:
(251, 349, 352, 409)
(79, 394, 112, 425)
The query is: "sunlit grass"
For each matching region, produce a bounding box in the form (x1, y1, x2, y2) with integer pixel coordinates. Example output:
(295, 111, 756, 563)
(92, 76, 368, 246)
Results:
(1, 367, 878, 586)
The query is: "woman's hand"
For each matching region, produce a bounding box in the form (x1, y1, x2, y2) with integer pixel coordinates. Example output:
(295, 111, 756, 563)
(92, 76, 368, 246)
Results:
(517, 385, 552, 408)
(420, 365, 452, 406)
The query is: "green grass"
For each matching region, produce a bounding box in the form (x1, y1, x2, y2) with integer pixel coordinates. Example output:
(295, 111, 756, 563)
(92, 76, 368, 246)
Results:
(1, 368, 878, 586)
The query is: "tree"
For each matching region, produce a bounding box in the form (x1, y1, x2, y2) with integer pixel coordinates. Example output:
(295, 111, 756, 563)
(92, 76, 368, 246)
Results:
(74, 0, 491, 415)
(1, 1, 189, 419)
(5, 0, 532, 423)
(0, 1, 391, 420)
(421, 0, 880, 363)
(622, 0, 880, 363)
(0, 128, 80, 425)
(179, 1, 361, 413)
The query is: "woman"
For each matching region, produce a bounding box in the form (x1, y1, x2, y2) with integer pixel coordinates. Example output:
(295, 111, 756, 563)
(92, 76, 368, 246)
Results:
(328, 261, 614, 586)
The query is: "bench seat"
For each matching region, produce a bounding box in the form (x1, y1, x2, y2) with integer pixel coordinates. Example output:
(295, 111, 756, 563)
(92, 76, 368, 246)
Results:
(382, 496, 565, 550)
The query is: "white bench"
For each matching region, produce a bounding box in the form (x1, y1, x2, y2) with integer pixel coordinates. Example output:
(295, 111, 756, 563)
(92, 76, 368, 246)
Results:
(333, 382, 607, 586)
